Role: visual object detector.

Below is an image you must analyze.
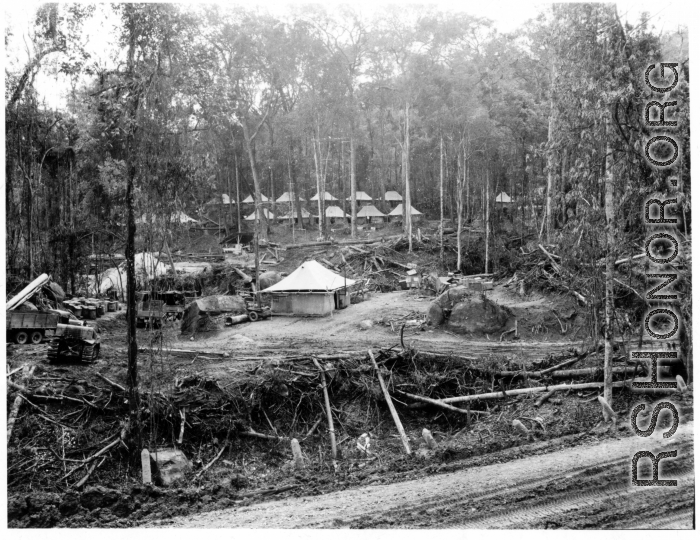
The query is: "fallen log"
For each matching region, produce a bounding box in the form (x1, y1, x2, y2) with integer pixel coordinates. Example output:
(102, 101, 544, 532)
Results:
(393, 389, 487, 416)
(195, 443, 227, 479)
(237, 484, 300, 499)
(232, 266, 253, 283)
(535, 390, 557, 407)
(369, 349, 411, 455)
(239, 429, 287, 441)
(441, 380, 631, 404)
(7, 365, 36, 443)
(95, 372, 125, 392)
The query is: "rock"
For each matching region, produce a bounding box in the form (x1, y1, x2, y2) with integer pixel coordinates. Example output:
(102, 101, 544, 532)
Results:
(258, 271, 283, 290)
(426, 302, 444, 326)
(80, 486, 120, 511)
(359, 319, 374, 330)
(58, 492, 81, 516)
(434, 286, 473, 309)
(112, 495, 135, 517)
(149, 449, 192, 487)
(8, 496, 28, 521)
(445, 296, 509, 335)
(229, 473, 249, 490)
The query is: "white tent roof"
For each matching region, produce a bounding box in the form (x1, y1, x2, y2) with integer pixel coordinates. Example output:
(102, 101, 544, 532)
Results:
(346, 191, 372, 201)
(325, 205, 348, 218)
(388, 204, 423, 216)
(281, 208, 312, 219)
(242, 194, 270, 203)
(310, 191, 338, 201)
(137, 211, 199, 224)
(276, 191, 306, 203)
(244, 208, 275, 220)
(357, 205, 386, 218)
(384, 190, 403, 201)
(261, 260, 356, 293)
(495, 192, 513, 203)
(221, 194, 231, 204)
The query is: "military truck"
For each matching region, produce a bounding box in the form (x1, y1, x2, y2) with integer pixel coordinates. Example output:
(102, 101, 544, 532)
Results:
(6, 311, 60, 344)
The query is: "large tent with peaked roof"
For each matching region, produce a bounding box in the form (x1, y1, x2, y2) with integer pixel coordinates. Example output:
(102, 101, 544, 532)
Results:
(383, 190, 403, 203)
(261, 260, 356, 316)
(310, 191, 338, 201)
(325, 205, 348, 219)
(279, 208, 313, 222)
(357, 204, 386, 224)
(388, 204, 423, 222)
(276, 191, 306, 203)
(244, 208, 275, 221)
(241, 194, 270, 204)
(495, 192, 513, 209)
(346, 191, 372, 203)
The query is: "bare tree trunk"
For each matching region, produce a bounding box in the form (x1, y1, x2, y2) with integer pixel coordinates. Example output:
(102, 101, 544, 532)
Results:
(603, 113, 615, 406)
(234, 152, 241, 233)
(124, 8, 141, 443)
(350, 132, 357, 238)
(439, 135, 444, 263)
(241, 122, 264, 308)
(404, 101, 412, 252)
(313, 137, 324, 239)
(485, 167, 490, 274)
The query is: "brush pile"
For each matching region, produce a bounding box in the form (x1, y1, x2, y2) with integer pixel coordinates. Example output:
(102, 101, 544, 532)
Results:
(7, 337, 658, 494)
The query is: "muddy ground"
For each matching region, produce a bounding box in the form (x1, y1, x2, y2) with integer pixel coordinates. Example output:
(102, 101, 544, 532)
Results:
(6, 280, 694, 528)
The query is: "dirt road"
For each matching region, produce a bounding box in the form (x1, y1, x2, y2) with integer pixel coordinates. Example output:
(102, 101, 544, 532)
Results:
(155, 421, 694, 529)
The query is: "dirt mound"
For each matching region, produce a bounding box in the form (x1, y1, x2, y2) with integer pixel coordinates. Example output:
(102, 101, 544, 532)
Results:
(427, 286, 510, 335)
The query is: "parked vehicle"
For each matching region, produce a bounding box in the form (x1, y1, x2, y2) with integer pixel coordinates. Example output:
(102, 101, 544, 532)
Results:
(6, 311, 60, 344)
(47, 324, 101, 363)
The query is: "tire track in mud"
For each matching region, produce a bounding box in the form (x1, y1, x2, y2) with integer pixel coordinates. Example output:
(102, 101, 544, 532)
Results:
(157, 421, 694, 528)
(458, 470, 694, 529)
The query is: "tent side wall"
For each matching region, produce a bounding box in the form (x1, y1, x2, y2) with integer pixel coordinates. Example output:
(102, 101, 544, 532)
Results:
(270, 292, 334, 316)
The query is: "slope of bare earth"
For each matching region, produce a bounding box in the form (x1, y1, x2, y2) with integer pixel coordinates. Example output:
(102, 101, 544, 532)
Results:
(154, 421, 694, 529)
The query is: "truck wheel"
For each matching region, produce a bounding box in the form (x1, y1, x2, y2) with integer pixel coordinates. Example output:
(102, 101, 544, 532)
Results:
(248, 311, 259, 322)
(30, 330, 44, 344)
(15, 331, 29, 345)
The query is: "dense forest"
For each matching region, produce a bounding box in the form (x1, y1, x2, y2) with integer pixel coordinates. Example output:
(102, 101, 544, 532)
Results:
(5, 2, 690, 316)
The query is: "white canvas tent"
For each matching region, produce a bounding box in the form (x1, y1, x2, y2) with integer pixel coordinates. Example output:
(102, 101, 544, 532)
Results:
(241, 194, 270, 204)
(357, 204, 386, 224)
(136, 211, 198, 225)
(495, 192, 513, 204)
(244, 208, 275, 221)
(280, 208, 313, 221)
(388, 204, 423, 216)
(325, 205, 348, 219)
(310, 191, 338, 201)
(276, 191, 306, 203)
(384, 190, 403, 202)
(346, 191, 372, 202)
(261, 260, 356, 316)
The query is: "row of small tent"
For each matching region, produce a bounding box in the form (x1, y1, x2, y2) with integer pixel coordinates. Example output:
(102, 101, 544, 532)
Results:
(210, 190, 514, 205)
(245, 203, 423, 222)
(207, 190, 405, 205)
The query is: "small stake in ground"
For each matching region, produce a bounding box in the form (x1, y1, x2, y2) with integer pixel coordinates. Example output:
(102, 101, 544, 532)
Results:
(368, 348, 411, 455)
(676, 375, 687, 394)
(141, 448, 152, 485)
(291, 438, 304, 469)
(422, 428, 438, 450)
(597, 395, 616, 423)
